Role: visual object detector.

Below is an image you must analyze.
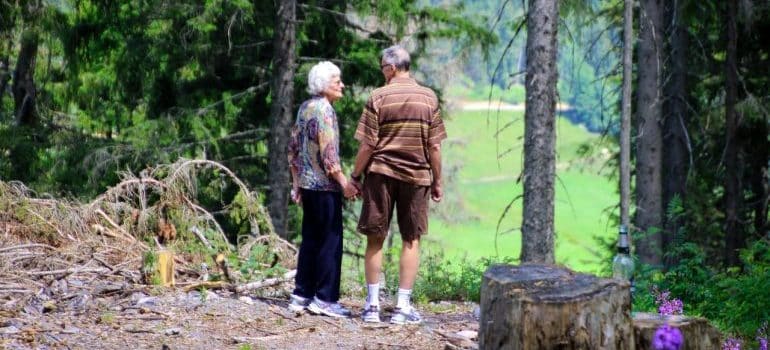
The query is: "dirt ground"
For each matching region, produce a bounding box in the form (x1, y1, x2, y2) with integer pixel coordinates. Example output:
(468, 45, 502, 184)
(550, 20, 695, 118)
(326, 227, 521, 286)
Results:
(0, 287, 480, 350)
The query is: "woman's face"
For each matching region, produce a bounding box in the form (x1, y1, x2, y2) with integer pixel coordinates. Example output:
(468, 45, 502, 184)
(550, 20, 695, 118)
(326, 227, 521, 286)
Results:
(322, 75, 345, 102)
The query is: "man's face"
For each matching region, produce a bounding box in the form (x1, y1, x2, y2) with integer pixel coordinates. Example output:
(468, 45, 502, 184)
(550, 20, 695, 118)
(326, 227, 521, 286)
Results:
(380, 59, 395, 82)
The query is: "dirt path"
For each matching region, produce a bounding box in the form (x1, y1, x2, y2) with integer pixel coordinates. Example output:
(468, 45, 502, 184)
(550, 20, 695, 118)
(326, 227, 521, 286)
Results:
(1, 288, 479, 349)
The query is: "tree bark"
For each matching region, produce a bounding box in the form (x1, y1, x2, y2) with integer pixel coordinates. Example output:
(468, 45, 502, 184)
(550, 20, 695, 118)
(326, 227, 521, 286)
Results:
(633, 313, 722, 350)
(635, 0, 664, 267)
(266, 0, 297, 239)
(479, 264, 635, 350)
(13, 30, 39, 126)
(662, 0, 689, 268)
(520, 0, 558, 264)
(745, 119, 768, 239)
(723, 0, 744, 266)
(620, 0, 634, 233)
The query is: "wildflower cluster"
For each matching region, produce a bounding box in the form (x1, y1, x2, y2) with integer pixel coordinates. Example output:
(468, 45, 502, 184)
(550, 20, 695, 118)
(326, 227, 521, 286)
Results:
(652, 287, 684, 350)
(653, 324, 684, 350)
(758, 322, 768, 350)
(654, 288, 684, 316)
(723, 338, 742, 350)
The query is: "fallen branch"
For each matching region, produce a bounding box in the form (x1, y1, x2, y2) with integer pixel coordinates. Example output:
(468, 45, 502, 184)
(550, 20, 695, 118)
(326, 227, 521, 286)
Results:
(235, 270, 297, 293)
(0, 243, 56, 253)
(24, 267, 109, 276)
(181, 281, 232, 292)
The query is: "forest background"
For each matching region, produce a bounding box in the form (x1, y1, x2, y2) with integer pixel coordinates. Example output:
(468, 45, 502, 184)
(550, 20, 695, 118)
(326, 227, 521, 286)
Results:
(0, 0, 768, 345)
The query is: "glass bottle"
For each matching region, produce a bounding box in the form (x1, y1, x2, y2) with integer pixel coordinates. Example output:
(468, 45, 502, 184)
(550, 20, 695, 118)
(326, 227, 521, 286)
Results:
(612, 225, 635, 297)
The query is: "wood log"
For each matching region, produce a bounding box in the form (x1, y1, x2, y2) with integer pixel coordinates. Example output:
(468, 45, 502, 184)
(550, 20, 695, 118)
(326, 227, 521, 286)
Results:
(479, 264, 635, 350)
(633, 312, 722, 350)
(157, 250, 175, 287)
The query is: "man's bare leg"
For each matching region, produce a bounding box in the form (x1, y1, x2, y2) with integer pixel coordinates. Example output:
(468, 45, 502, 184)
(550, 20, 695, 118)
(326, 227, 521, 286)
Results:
(365, 235, 386, 284)
(399, 237, 420, 289)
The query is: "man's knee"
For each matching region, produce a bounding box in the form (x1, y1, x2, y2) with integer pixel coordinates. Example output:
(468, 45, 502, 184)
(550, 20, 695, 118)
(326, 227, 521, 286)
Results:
(367, 234, 386, 248)
(402, 237, 420, 250)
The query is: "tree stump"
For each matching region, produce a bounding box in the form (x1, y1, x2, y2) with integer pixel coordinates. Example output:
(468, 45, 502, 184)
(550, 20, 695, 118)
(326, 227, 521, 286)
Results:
(479, 264, 635, 350)
(633, 313, 722, 350)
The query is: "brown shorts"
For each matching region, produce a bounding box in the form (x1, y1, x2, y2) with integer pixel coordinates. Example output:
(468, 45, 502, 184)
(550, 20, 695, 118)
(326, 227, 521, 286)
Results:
(357, 172, 430, 241)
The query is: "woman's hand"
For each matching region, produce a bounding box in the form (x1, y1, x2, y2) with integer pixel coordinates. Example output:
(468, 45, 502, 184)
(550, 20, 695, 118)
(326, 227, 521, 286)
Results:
(343, 182, 359, 200)
(291, 186, 302, 205)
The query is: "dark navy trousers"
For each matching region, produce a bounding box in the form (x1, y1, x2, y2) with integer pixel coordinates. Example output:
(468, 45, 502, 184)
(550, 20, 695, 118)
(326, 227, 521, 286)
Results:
(293, 189, 343, 303)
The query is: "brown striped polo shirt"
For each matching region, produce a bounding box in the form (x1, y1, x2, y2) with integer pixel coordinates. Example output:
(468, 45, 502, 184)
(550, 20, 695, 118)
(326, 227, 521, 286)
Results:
(354, 76, 447, 186)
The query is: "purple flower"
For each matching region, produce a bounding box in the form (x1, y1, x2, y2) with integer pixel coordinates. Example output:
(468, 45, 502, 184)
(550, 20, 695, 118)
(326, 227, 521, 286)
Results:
(658, 298, 684, 316)
(722, 338, 741, 350)
(653, 289, 684, 316)
(758, 337, 767, 350)
(653, 324, 684, 350)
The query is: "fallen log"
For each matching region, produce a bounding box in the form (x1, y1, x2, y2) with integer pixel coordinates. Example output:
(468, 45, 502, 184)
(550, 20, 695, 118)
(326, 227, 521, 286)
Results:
(479, 264, 635, 350)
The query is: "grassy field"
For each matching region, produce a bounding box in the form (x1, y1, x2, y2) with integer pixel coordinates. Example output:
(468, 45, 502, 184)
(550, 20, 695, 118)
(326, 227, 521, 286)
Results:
(424, 108, 617, 274)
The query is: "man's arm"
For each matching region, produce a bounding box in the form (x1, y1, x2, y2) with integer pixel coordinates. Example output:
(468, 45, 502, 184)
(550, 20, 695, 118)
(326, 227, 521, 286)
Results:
(428, 143, 442, 202)
(351, 142, 375, 181)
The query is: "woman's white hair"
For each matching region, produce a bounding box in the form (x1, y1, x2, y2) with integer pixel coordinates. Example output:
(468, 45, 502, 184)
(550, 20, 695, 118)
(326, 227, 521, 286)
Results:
(307, 61, 341, 96)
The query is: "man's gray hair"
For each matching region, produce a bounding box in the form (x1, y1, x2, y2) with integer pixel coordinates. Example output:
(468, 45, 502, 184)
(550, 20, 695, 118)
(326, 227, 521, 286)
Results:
(382, 45, 410, 71)
(307, 61, 341, 95)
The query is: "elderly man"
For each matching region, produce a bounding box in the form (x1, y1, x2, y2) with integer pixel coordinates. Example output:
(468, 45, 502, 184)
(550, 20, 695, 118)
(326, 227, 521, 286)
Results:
(350, 45, 446, 324)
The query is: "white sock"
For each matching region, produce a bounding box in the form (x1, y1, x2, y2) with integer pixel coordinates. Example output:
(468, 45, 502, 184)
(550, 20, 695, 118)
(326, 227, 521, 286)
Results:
(396, 288, 412, 309)
(366, 283, 380, 308)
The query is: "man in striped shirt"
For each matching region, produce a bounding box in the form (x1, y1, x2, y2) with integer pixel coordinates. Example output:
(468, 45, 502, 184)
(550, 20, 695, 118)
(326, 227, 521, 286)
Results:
(350, 45, 447, 324)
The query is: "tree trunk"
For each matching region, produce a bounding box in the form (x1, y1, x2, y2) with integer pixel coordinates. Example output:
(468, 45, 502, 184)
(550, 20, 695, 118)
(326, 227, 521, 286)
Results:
(745, 119, 768, 239)
(662, 0, 689, 268)
(13, 30, 38, 126)
(723, 0, 744, 266)
(479, 264, 635, 350)
(520, 0, 558, 264)
(266, 0, 297, 239)
(635, 0, 663, 267)
(0, 56, 9, 102)
(620, 0, 634, 233)
(633, 313, 722, 350)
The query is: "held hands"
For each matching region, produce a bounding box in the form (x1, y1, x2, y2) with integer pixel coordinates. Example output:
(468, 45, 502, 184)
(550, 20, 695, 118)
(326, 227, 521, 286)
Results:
(343, 180, 360, 200)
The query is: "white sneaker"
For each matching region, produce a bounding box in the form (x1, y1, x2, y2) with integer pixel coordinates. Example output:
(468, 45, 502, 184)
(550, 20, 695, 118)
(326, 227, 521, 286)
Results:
(288, 294, 310, 312)
(307, 298, 352, 318)
(361, 305, 381, 323)
(390, 306, 421, 325)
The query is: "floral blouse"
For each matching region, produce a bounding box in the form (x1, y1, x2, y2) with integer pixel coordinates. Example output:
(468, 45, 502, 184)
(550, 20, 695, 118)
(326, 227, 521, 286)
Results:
(288, 96, 342, 192)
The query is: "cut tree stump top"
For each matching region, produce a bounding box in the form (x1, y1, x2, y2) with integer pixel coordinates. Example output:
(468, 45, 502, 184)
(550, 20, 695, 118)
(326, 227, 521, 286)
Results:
(484, 264, 627, 303)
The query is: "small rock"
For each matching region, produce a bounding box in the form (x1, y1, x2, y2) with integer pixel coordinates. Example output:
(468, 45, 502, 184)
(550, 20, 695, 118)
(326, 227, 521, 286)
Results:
(62, 326, 81, 334)
(205, 292, 220, 300)
(457, 330, 478, 340)
(42, 300, 57, 313)
(0, 326, 20, 334)
(130, 292, 148, 301)
(136, 296, 159, 307)
(238, 296, 253, 305)
(472, 305, 481, 320)
(164, 328, 181, 336)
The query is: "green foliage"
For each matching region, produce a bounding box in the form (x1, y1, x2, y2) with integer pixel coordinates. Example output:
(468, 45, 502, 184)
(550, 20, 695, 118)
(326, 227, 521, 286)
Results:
(376, 242, 517, 303)
(633, 239, 770, 339)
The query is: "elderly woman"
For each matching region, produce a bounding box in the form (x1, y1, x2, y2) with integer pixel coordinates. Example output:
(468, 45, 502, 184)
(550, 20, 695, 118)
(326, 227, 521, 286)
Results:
(287, 61, 357, 318)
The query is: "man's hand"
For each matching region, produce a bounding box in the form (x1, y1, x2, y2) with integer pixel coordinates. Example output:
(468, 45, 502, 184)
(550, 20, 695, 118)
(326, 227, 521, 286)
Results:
(431, 183, 443, 202)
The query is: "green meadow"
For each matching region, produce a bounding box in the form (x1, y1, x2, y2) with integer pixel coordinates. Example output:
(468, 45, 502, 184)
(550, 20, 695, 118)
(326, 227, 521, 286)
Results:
(426, 107, 617, 274)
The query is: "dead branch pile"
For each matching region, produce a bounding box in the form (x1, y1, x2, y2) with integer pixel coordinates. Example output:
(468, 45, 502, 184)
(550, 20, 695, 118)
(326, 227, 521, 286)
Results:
(0, 159, 297, 311)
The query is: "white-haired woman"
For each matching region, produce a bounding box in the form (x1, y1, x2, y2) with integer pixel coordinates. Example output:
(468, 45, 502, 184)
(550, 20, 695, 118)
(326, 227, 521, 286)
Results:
(287, 61, 357, 318)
